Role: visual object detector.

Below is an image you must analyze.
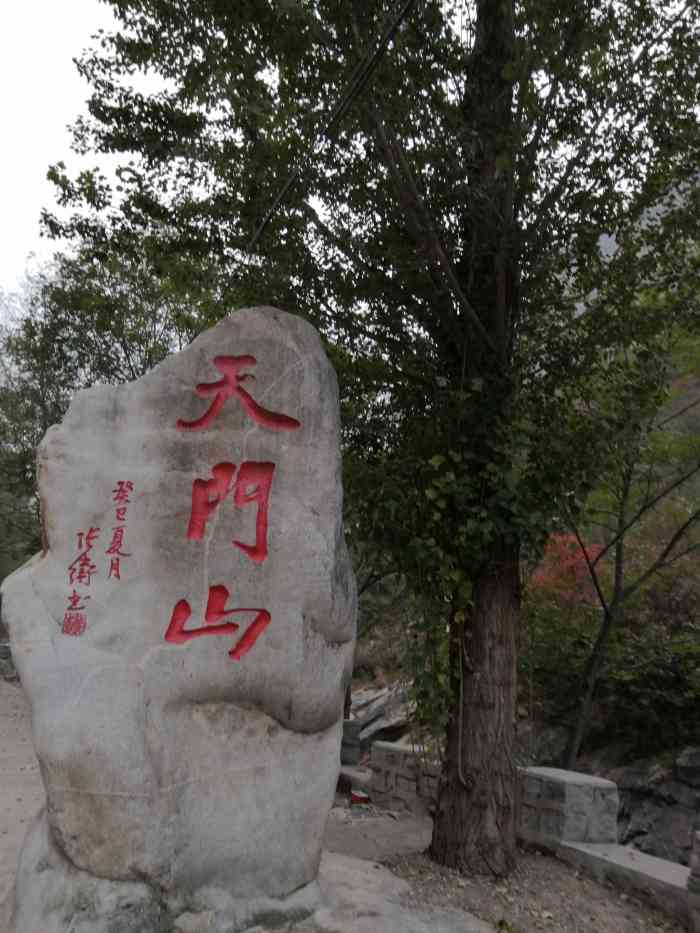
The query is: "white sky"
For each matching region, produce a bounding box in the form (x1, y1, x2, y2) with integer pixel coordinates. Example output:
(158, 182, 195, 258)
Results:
(0, 0, 116, 294)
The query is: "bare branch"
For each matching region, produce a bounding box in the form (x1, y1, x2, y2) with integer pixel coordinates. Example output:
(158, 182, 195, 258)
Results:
(570, 521, 609, 614)
(654, 393, 700, 430)
(591, 459, 700, 569)
(369, 106, 500, 359)
(622, 508, 700, 602)
(522, 2, 694, 254)
(358, 569, 396, 597)
(652, 540, 700, 574)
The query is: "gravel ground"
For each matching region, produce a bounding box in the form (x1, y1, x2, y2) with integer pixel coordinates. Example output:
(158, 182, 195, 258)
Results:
(390, 849, 686, 933)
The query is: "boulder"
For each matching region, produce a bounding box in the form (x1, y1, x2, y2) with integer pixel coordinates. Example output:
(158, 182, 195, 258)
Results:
(613, 759, 700, 865)
(349, 682, 410, 750)
(2, 307, 356, 933)
(676, 748, 700, 789)
(689, 831, 700, 933)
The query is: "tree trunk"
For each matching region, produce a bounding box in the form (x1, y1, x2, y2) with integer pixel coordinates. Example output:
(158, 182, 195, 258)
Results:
(564, 603, 621, 768)
(430, 537, 519, 875)
(428, 0, 519, 867)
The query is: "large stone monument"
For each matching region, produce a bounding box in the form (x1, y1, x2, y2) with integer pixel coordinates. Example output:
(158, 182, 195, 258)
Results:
(2, 308, 356, 933)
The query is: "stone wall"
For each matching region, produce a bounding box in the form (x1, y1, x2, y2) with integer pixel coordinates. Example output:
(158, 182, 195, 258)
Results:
(689, 831, 700, 933)
(370, 741, 439, 816)
(519, 767, 618, 848)
(367, 742, 699, 927)
(369, 742, 618, 847)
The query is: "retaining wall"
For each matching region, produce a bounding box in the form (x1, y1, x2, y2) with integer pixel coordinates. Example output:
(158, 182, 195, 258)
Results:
(369, 742, 618, 845)
(368, 740, 694, 928)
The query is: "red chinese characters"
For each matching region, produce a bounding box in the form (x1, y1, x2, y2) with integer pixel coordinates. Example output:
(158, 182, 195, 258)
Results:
(62, 588, 89, 636)
(62, 529, 100, 635)
(106, 481, 134, 580)
(187, 460, 274, 564)
(176, 355, 301, 432)
(167, 353, 300, 660)
(61, 479, 135, 637)
(164, 586, 271, 661)
(68, 527, 100, 586)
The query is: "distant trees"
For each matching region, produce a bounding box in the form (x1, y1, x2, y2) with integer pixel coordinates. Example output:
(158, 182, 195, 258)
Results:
(562, 332, 700, 765)
(523, 326, 700, 763)
(0, 256, 204, 582)
(0, 272, 76, 577)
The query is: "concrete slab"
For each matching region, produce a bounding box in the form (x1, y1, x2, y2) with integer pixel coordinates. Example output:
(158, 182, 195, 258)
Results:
(526, 767, 616, 788)
(558, 841, 690, 926)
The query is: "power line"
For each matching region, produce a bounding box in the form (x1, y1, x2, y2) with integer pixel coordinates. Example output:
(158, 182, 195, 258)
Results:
(246, 0, 419, 252)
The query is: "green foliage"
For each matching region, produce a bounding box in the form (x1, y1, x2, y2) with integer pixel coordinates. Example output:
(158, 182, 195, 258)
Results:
(404, 596, 454, 758)
(38, 1, 700, 611)
(520, 585, 599, 723)
(522, 589, 700, 757)
(601, 619, 700, 754)
(523, 491, 700, 757)
(0, 274, 79, 579)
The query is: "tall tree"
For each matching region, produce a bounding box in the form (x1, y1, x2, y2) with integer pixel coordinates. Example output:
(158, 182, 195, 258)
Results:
(43, 0, 700, 873)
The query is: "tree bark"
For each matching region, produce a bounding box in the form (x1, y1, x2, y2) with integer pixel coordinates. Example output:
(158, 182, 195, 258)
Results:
(430, 537, 519, 875)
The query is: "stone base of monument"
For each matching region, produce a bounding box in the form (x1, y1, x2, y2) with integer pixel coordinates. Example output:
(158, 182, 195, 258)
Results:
(8, 810, 324, 933)
(225, 852, 493, 933)
(4, 816, 492, 933)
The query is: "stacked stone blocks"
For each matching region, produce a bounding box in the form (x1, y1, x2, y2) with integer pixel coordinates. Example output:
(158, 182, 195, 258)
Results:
(370, 741, 439, 815)
(518, 766, 619, 848)
(369, 742, 700, 928)
(369, 744, 618, 849)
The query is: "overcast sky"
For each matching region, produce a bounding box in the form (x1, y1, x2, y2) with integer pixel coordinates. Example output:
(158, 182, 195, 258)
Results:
(0, 1, 116, 294)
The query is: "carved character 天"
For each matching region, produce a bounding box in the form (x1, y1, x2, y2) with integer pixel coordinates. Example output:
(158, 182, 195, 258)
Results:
(177, 355, 301, 432)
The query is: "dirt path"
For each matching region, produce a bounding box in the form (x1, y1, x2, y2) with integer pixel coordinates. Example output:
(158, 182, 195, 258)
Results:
(0, 681, 44, 914)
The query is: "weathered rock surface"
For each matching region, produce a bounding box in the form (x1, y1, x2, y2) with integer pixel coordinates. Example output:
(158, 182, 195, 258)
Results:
(341, 682, 410, 764)
(1, 307, 356, 932)
(612, 753, 700, 866)
(689, 830, 700, 933)
(676, 748, 700, 789)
